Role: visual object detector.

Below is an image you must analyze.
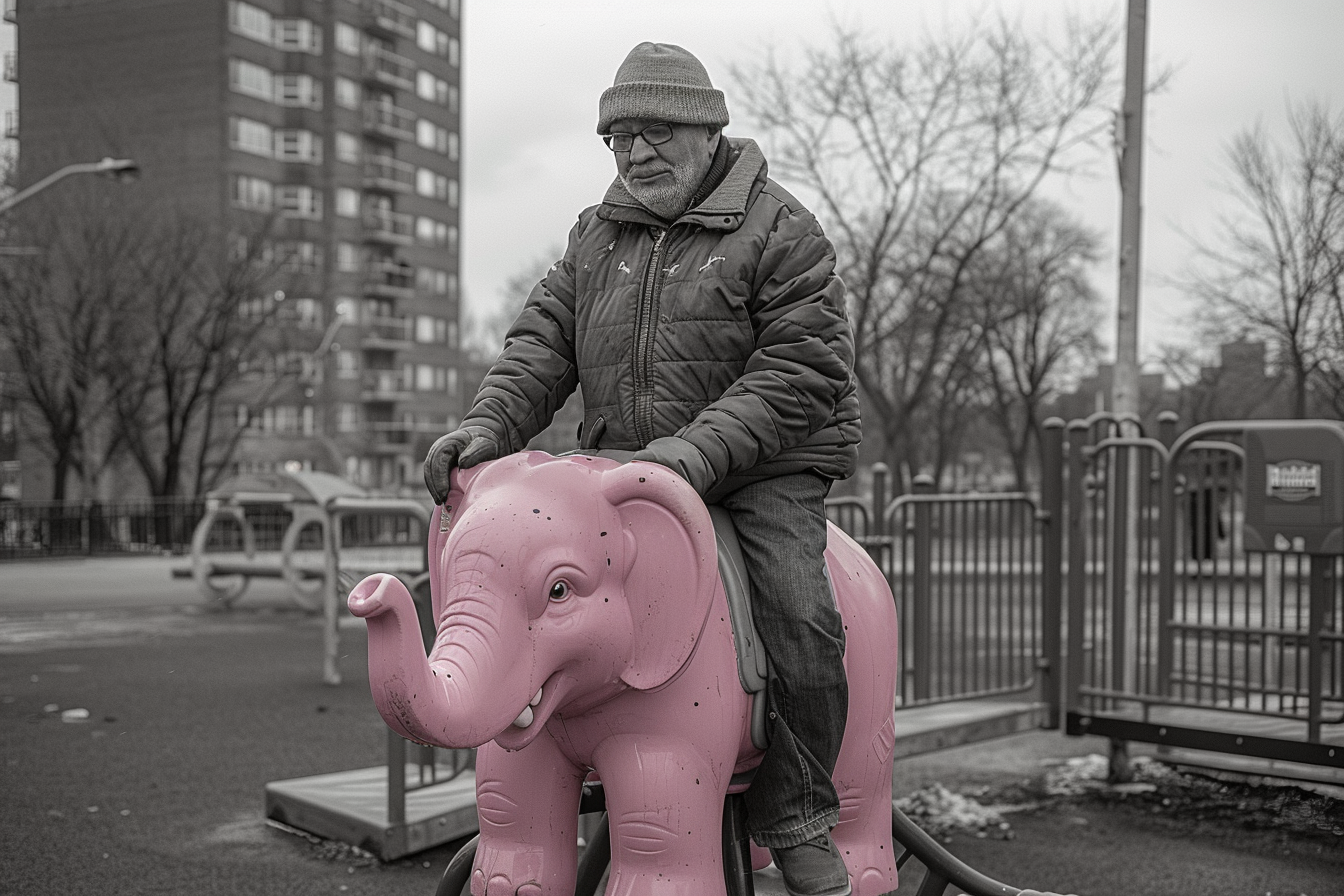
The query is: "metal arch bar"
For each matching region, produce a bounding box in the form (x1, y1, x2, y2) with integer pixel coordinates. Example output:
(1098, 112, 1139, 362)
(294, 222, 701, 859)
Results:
(891, 804, 1020, 896)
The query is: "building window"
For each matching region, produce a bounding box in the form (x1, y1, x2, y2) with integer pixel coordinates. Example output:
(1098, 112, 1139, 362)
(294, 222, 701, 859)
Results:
(335, 22, 361, 56)
(277, 185, 322, 219)
(416, 71, 450, 105)
(447, 132, 459, 162)
(415, 216, 448, 246)
(335, 351, 359, 379)
(448, 37, 460, 68)
(290, 297, 323, 328)
(416, 119, 448, 153)
(415, 364, 448, 392)
(274, 18, 321, 54)
(335, 187, 360, 218)
(275, 129, 322, 163)
(335, 131, 361, 164)
(277, 73, 322, 109)
(416, 315, 448, 344)
(229, 58, 273, 101)
(416, 167, 448, 200)
(229, 116, 273, 157)
(447, 178, 459, 208)
(416, 267, 450, 294)
(228, 1, 272, 44)
(337, 404, 360, 432)
(231, 175, 273, 211)
(336, 242, 362, 272)
(416, 21, 450, 56)
(334, 76, 361, 110)
(281, 242, 323, 274)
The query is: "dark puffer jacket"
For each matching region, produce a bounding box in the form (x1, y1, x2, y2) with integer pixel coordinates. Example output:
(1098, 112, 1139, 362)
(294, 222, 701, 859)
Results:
(462, 137, 861, 501)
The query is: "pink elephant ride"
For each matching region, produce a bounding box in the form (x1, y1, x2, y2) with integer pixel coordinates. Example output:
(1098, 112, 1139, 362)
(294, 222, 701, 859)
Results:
(348, 450, 902, 896)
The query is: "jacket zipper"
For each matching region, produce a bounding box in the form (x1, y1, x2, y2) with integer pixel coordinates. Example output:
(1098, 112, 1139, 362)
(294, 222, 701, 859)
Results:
(632, 228, 667, 446)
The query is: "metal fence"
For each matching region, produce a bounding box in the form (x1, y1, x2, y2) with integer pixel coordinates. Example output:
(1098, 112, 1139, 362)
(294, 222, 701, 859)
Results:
(1063, 413, 1344, 770)
(826, 449, 1063, 715)
(0, 497, 205, 560)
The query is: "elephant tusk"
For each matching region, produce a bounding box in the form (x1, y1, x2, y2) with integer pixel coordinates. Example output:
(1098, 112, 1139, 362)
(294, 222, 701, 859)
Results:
(511, 688, 544, 729)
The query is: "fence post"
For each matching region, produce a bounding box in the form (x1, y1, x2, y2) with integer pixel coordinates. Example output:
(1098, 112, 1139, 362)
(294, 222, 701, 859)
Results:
(322, 503, 342, 686)
(1039, 419, 1066, 729)
(911, 473, 935, 703)
(870, 463, 890, 538)
(1064, 420, 1089, 718)
(1157, 410, 1179, 449)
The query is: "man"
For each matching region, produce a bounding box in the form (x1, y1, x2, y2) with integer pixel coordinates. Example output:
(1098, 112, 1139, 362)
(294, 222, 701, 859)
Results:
(424, 42, 860, 896)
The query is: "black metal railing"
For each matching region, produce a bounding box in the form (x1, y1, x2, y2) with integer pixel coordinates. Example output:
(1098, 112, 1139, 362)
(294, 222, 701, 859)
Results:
(0, 498, 205, 560)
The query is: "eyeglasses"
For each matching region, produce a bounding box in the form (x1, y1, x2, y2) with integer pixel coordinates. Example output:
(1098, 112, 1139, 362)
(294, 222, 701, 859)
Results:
(602, 122, 675, 153)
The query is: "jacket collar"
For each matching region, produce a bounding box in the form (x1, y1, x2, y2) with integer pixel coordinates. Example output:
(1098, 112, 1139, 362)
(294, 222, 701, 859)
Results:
(597, 137, 767, 231)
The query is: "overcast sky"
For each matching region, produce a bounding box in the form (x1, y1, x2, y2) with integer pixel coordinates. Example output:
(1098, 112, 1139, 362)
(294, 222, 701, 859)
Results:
(3, 2, 1341, 366)
(458, 0, 1344, 364)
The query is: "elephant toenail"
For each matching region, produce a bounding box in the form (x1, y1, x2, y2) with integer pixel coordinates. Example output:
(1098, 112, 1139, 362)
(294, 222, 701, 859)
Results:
(517, 885, 542, 896)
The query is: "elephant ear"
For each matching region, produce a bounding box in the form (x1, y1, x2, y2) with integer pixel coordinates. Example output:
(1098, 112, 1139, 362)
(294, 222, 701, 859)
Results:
(601, 461, 720, 690)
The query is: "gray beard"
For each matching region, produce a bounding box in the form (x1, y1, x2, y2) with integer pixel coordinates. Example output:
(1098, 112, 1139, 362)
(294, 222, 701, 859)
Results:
(621, 166, 701, 221)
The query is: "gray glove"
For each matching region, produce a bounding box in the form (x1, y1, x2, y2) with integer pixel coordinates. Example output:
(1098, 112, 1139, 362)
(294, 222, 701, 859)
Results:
(629, 436, 714, 496)
(423, 426, 501, 505)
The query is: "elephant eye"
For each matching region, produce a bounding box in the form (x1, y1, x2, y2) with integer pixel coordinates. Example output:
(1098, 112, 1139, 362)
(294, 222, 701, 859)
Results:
(548, 580, 571, 602)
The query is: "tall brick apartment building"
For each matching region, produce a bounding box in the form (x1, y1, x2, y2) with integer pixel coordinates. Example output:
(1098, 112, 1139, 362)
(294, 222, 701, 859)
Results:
(7, 0, 464, 496)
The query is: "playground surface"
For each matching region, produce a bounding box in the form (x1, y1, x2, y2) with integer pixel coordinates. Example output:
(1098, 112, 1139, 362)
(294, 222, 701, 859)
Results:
(1, 555, 1341, 896)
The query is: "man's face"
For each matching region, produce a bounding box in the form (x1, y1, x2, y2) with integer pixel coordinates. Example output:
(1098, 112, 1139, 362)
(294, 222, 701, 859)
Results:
(609, 118, 718, 221)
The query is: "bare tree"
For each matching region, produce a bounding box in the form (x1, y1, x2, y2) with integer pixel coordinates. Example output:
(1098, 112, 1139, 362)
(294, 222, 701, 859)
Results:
(0, 182, 294, 499)
(1185, 100, 1344, 418)
(974, 199, 1104, 490)
(0, 182, 140, 498)
(732, 14, 1117, 490)
(108, 210, 295, 498)
(463, 247, 562, 361)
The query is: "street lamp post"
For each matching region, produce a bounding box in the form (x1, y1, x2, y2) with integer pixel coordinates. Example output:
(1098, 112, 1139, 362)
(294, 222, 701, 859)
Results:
(0, 156, 139, 215)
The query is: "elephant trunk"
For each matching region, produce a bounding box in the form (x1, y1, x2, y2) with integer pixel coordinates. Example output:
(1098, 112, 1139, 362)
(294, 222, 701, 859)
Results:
(349, 573, 509, 749)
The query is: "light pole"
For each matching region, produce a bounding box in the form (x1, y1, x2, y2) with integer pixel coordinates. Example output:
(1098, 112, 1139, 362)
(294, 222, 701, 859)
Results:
(0, 156, 139, 215)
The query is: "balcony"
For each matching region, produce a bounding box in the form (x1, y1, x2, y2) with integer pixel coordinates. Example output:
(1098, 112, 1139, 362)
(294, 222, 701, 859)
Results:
(366, 420, 442, 452)
(363, 207, 414, 245)
(362, 44, 415, 92)
(362, 315, 415, 348)
(3, 110, 16, 140)
(3, 51, 15, 83)
(363, 100, 416, 142)
(362, 368, 414, 402)
(364, 154, 415, 193)
(362, 0, 416, 40)
(3, 0, 14, 24)
(364, 258, 416, 299)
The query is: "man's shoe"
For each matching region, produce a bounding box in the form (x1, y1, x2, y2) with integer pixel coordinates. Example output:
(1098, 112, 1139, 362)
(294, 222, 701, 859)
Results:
(770, 832, 852, 896)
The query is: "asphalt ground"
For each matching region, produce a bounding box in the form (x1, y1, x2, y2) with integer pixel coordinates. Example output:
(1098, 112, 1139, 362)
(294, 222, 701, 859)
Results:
(2, 556, 1342, 896)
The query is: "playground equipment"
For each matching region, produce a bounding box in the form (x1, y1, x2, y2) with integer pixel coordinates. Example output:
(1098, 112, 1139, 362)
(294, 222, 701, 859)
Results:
(350, 452, 903, 896)
(259, 479, 482, 859)
(1062, 416, 1344, 780)
(187, 470, 367, 611)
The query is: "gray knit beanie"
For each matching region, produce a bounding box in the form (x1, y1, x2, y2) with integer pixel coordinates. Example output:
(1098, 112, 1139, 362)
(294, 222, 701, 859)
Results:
(597, 42, 730, 134)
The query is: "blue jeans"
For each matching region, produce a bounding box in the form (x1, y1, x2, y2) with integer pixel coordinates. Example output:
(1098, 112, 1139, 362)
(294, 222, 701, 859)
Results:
(718, 472, 847, 848)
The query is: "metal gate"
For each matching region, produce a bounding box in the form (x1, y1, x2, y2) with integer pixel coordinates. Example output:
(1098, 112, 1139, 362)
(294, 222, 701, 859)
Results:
(828, 458, 1063, 719)
(1061, 413, 1344, 773)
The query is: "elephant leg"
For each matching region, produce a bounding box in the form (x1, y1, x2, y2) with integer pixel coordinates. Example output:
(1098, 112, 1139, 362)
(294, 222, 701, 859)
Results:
(471, 736, 585, 896)
(594, 735, 732, 896)
(830, 711, 899, 896)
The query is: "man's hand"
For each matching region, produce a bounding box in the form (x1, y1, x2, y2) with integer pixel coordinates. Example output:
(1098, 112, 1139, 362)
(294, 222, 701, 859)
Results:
(630, 436, 714, 496)
(422, 426, 501, 505)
